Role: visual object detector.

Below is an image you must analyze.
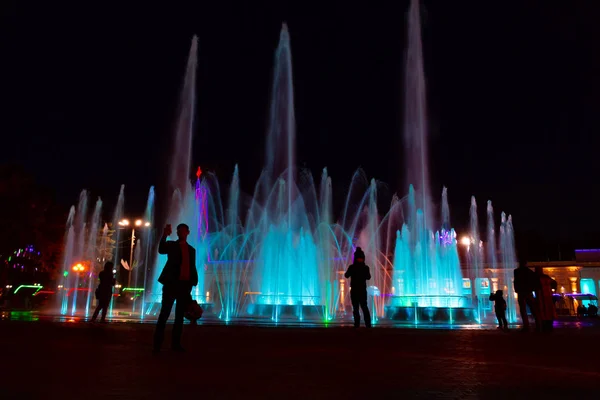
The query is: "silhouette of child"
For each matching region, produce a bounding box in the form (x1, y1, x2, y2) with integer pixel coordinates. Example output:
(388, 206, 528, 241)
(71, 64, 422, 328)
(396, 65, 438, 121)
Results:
(489, 290, 508, 331)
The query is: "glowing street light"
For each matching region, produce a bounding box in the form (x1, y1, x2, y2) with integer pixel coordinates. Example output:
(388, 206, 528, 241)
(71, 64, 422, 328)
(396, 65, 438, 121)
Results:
(118, 218, 151, 286)
(72, 263, 86, 272)
(460, 236, 472, 247)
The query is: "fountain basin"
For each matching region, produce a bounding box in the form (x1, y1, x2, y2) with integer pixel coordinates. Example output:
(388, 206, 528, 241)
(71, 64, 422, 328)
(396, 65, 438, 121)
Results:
(246, 303, 326, 321)
(385, 306, 476, 323)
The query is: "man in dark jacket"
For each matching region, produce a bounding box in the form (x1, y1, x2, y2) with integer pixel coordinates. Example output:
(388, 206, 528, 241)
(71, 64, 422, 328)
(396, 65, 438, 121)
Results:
(344, 247, 372, 328)
(153, 223, 198, 352)
(514, 261, 538, 332)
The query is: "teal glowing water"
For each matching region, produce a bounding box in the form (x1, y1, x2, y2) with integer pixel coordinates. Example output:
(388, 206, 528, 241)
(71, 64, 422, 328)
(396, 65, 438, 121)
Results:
(56, 7, 520, 327)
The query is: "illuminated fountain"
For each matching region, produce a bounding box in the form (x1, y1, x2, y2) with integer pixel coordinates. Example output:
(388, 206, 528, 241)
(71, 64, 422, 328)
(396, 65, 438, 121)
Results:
(52, 1, 521, 326)
(384, 0, 471, 323)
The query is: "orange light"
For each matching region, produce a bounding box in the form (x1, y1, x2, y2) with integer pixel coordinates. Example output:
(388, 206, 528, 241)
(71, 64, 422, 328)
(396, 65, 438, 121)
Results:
(72, 263, 85, 272)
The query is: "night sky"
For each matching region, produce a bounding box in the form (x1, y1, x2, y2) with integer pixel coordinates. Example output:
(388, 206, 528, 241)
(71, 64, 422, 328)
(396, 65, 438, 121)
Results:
(2, 1, 599, 260)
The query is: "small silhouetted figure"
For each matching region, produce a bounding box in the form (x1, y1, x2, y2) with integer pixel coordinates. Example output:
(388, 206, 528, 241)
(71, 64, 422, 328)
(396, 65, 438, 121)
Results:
(153, 223, 198, 353)
(587, 303, 598, 317)
(344, 247, 371, 328)
(514, 261, 538, 332)
(91, 262, 116, 323)
(489, 290, 508, 331)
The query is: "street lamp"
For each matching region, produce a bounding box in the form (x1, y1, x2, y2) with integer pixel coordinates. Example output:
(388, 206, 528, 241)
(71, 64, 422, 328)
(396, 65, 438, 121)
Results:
(118, 218, 151, 286)
(460, 236, 472, 247)
(72, 263, 86, 272)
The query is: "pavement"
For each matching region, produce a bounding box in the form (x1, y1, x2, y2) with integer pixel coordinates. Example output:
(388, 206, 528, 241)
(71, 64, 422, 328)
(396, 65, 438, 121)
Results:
(0, 316, 599, 399)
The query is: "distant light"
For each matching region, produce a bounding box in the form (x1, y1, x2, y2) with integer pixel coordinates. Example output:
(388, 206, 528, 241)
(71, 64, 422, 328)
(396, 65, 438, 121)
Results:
(135, 219, 142, 227)
(72, 263, 85, 272)
(460, 237, 471, 246)
(112, 269, 117, 274)
(144, 222, 151, 227)
(119, 219, 130, 226)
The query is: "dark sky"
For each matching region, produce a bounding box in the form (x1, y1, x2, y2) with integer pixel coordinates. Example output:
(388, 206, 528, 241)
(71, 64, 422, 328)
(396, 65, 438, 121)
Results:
(2, 1, 599, 260)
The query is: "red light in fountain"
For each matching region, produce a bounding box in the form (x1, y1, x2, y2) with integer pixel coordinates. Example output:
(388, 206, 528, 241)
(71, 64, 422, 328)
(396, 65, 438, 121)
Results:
(196, 166, 202, 179)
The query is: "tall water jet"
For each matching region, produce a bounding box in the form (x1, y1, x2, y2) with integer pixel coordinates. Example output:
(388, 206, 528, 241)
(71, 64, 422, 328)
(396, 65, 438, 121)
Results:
(500, 213, 518, 323)
(169, 36, 198, 199)
(84, 198, 102, 316)
(468, 196, 482, 321)
(217, 165, 244, 321)
(248, 23, 324, 320)
(441, 187, 450, 231)
(485, 200, 497, 321)
(140, 187, 155, 317)
(404, 0, 431, 226)
(70, 190, 89, 315)
(110, 185, 125, 316)
(265, 23, 296, 198)
(151, 36, 199, 300)
(486, 201, 498, 272)
(318, 168, 337, 321)
(60, 207, 76, 315)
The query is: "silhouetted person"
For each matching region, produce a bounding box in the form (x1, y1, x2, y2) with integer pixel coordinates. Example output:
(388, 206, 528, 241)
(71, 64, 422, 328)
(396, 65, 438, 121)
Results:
(489, 290, 508, 331)
(534, 266, 557, 332)
(91, 262, 116, 323)
(153, 223, 198, 353)
(587, 303, 598, 317)
(514, 261, 538, 332)
(344, 247, 371, 328)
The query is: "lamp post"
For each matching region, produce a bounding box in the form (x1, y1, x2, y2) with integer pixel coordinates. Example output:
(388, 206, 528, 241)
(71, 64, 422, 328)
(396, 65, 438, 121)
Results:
(118, 218, 151, 287)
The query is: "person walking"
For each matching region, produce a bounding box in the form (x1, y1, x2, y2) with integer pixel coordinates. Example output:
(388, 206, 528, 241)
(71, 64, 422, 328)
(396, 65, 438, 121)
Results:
(153, 223, 198, 353)
(91, 262, 116, 323)
(344, 247, 372, 328)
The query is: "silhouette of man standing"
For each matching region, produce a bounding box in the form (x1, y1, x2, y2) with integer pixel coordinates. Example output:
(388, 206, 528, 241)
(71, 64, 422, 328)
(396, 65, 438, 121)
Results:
(153, 223, 198, 352)
(514, 261, 538, 332)
(345, 247, 372, 328)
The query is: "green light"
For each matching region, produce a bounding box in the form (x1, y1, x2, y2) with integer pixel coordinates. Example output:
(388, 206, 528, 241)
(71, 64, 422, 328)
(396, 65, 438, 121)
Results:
(13, 284, 43, 294)
(122, 287, 144, 292)
(8, 256, 11, 262)
(63, 271, 68, 277)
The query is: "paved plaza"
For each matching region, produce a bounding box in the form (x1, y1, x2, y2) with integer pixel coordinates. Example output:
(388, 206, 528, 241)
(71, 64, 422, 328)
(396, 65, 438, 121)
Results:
(0, 316, 598, 399)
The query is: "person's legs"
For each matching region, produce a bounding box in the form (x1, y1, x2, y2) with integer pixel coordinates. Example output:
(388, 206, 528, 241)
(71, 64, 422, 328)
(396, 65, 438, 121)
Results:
(350, 290, 360, 327)
(500, 312, 508, 330)
(495, 311, 503, 328)
(91, 302, 102, 321)
(359, 292, 371, 328)
(517, 294, 530, 330)
(526, 295, 541, 332)
(99, 297, 110, 322)
(172, 284, 191, 349)
(154, 286, 176, 351)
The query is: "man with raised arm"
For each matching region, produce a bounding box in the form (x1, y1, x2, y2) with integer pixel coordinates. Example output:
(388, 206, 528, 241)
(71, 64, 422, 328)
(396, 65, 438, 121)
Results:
(153, 223, 198, 353)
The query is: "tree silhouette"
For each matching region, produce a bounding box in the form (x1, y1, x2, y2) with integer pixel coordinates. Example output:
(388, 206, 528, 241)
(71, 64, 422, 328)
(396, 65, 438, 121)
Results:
(0, 164, 64, 276)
